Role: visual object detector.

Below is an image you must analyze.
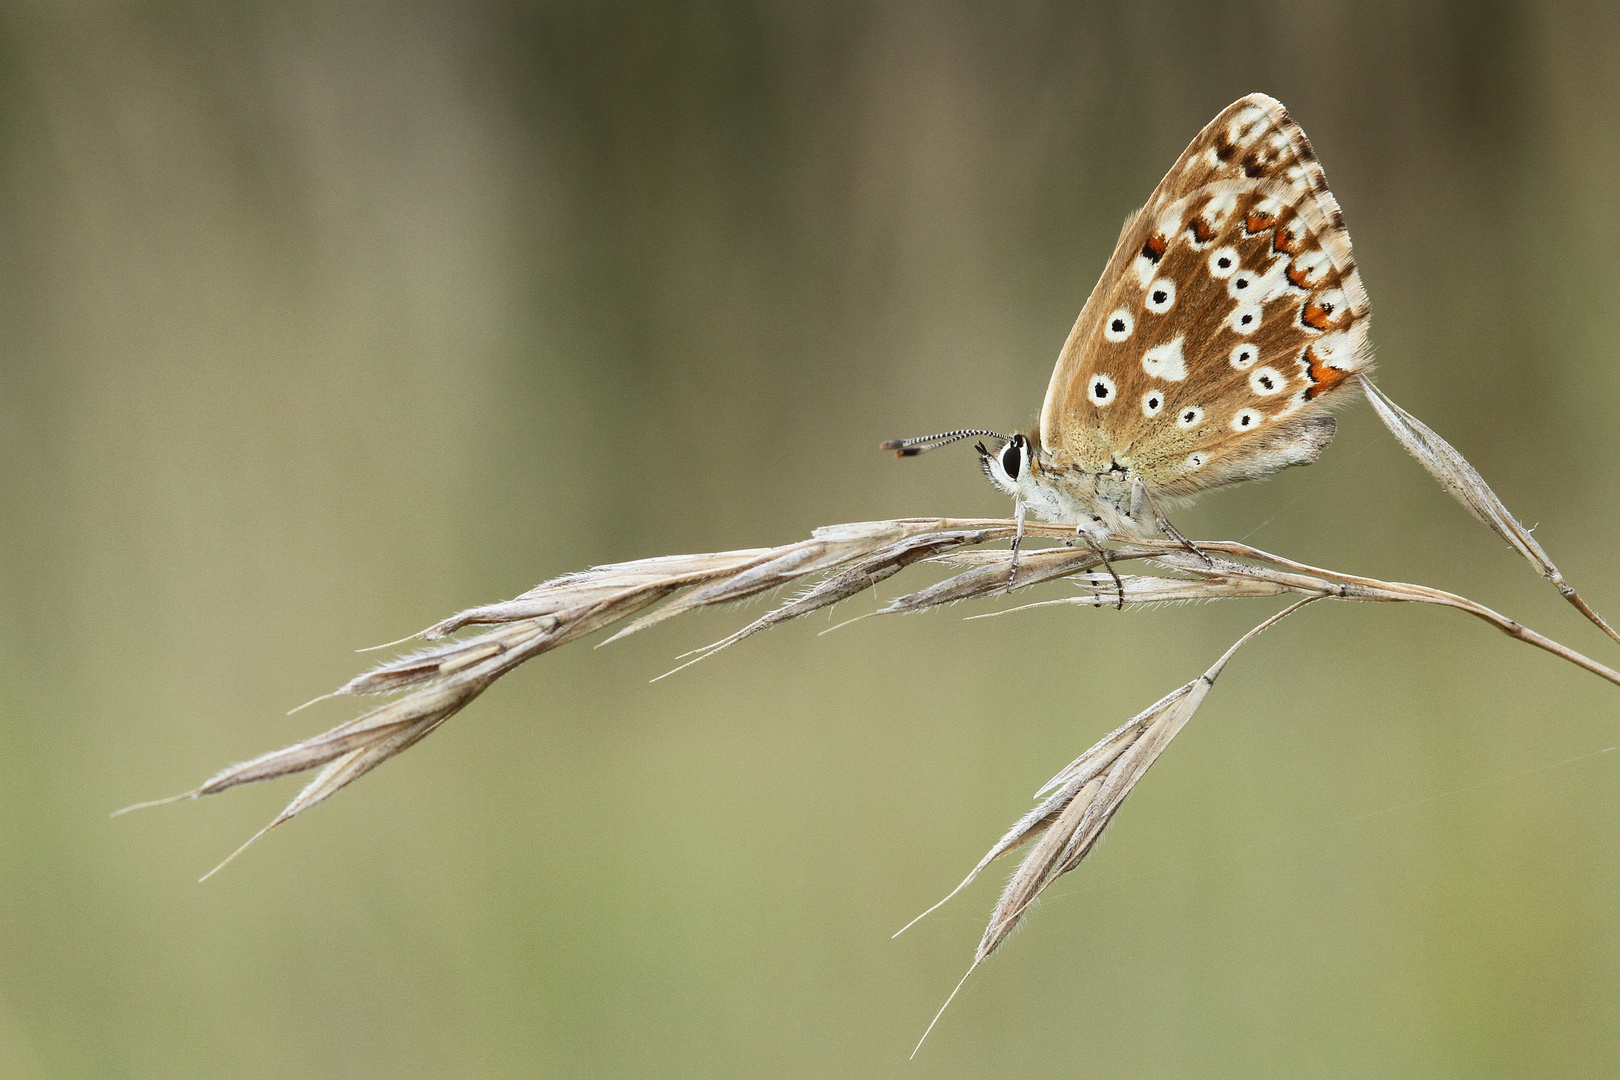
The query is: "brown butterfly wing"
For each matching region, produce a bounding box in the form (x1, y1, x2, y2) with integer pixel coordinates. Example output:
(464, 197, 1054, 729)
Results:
(1038, 94, 1371, 498)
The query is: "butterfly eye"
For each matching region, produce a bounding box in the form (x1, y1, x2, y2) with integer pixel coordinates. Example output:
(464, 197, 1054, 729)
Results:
(1248, 366, 1285, 396)
(1088, 373, 1117, 407)
(1103, 309, 1134, 342)
(1208, 247, 1239, 279)
(1145, 279, 1176, 314)
(1000, 440, 1022, 480)
(1175, 405, 1205, 429)
(1231, 408, 1264, 430)
(1141, 390, 1164, 417)
(1229, 304, 1262, 334)
(1229, 344, 1259, 370)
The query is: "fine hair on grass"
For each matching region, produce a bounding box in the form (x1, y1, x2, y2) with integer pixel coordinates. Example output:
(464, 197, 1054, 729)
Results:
(118, 375, 1620, 1046)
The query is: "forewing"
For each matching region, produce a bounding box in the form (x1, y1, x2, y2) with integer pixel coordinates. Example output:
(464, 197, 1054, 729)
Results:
(1039, 94, 1370, 496)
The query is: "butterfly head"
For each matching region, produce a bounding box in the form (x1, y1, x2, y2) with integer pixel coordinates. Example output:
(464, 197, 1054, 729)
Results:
(976, 430, 1095, 528)
(880, 425, 1048, 514)
(977, 432, 1036, 499)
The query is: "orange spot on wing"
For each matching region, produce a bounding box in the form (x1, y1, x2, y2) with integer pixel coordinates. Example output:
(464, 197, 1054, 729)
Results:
(1272, 227, 1298, 256)
(1191, 217, 1216, 243)
(1301, 299, 1336, 330)
(1142, 234, 1168, 262)
(1302, 345, 1347, 400)
(1244, 211, 1275, 234)
(1286, 262, 1311, 287)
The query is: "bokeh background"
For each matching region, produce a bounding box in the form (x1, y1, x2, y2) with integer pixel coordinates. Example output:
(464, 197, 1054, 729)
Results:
(2, 2, 1619, 1076)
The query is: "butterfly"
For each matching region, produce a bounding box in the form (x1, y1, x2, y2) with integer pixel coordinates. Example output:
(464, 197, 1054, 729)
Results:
(884, 94, 1370, 550)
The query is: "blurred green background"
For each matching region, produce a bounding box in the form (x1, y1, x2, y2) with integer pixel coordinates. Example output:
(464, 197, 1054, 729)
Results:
(2, 2, 1619, 1076)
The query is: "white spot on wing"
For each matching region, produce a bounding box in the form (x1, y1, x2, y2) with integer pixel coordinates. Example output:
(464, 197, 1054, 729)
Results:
(1232, 408, 1264, 431)
(1088, 373, 1117, 407)
(1229, 304, 1263, 334)
(1142, 337, 1188, 381)
(1234, 106, 1267, 143)
(1229, 344, 1259, 370)
(1311, 330, 1362, 368)
(1248, 366, 1285, 396)
(1141, 389, 1164, 417)
(1201, 192, 1238, 224)
(1103, 309, 1134, 342)
(1248, 260, 1293, 302)
(1208, 247, 1240, 278)
(1176, 405, 1205, 429)
(1292, 249, 1331, 287)
(1145, 279, 1176, 314)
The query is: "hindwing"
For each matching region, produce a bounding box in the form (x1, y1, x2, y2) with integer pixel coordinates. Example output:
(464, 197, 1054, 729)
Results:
(1038, 93, 1371, 496)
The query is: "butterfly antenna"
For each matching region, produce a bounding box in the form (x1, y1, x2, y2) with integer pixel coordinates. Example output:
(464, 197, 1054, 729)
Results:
(879, 429, 1008, 457)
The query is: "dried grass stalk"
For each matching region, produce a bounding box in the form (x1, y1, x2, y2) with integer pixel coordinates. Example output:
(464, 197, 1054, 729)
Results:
(118, 392, 1620, 1026)
(902, 599, 1319, 1055)
(1359, 374, 1620, 645)
(119, 515, 1620, 884)
(118, 513, 1620, 890)
(972, 570, 1294, 611)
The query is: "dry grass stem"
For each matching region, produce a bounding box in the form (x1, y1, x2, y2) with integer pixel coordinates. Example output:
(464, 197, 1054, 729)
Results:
(969, 571, 1295, 614)
(1359, 375, 1620, 646)
(129, 516, 1620, 877)
(118, 394, 1620, 1028)
(904, 599, 1319, 1056)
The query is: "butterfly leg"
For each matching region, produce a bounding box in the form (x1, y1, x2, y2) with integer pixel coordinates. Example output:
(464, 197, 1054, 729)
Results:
(1156, 513, 1213, 566)
(1006, 500, 1028, 589)
(1137, 482, 1213, 567)
(1084, 535, 1125, 610)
